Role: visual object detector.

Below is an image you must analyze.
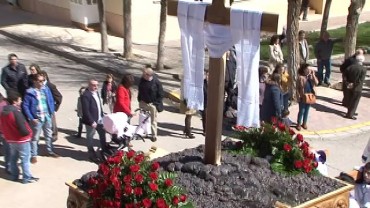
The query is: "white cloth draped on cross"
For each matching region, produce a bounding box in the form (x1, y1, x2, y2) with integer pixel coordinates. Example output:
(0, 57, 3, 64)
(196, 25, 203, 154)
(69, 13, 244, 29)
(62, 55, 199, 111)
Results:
(178, 0, 262, 128)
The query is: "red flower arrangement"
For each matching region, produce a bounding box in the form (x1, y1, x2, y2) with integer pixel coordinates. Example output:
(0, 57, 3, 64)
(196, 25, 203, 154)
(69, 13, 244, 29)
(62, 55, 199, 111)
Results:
(86, 150, 193, 208)
(232, 118, 318, 175)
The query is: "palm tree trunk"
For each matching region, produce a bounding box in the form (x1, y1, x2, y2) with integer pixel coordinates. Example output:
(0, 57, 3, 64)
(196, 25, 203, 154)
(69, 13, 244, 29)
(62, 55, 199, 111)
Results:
(286, 0, 302, 101)
(156, 0, 167, 71)
(344, 0, 366, 58)
(97, 0, 108, 52)
(320, 0, 332, 38)
(123, 0, 133, 59)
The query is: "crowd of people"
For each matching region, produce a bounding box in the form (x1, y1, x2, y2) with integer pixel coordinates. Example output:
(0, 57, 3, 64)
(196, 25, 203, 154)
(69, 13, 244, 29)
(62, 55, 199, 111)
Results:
(0, 53, 166, 182)
(0, 53, 62, 184)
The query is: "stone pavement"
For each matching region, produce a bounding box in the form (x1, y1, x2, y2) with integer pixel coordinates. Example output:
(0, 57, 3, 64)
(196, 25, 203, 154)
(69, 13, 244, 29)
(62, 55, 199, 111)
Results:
(1, 2, 370, 141)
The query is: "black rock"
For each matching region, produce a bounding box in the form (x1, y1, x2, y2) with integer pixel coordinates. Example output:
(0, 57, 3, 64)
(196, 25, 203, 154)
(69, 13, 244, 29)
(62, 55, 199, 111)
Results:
(153, 145, 345, 207)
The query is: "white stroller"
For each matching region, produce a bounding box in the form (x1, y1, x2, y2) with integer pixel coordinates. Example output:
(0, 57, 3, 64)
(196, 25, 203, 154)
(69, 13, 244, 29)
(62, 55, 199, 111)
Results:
(100, 109, 155, 160)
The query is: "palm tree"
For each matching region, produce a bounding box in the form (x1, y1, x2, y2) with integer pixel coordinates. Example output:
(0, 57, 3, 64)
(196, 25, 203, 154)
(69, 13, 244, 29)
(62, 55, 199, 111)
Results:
(97, 0, 108, 52)
(156, 0, 167, 71)
(320, 0, 332, 38)
(123, 0, 133, 59)
(286, 0, 302, 101)
(344, 0, 366, 58)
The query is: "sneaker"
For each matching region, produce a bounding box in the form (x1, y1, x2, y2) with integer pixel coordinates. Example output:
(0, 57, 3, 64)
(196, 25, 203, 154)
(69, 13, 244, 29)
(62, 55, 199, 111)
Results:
(47, 152, 60, 158)
(22, 177, 39, 184)
(30, 157, 37, 164)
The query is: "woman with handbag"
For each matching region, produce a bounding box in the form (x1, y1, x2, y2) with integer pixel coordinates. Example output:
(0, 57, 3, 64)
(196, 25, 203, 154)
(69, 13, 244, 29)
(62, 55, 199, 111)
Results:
(296, 64, 318, 131)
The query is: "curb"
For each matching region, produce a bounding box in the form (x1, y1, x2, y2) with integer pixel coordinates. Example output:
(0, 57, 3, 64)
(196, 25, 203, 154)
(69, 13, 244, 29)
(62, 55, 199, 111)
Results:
(0, 30, 176, 101)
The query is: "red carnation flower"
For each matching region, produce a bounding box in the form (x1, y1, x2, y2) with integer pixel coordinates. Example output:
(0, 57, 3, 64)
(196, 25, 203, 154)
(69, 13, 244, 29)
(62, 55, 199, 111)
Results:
(124, 185, 133, 195)
(313, 161, 318, 168)
(127, 150, 136, 159)
(156, 198, 167, 208)
(149, 182, 158, 192)
(151, 162, 160, 171)
(278, 122, 286, 131)
(125, 203, 134, 208)
(294, 160, 303, 169)
(111, 167, 121, 177)
(142, 198, 152, 208)
(309, 153, 315, 160)
(116, 150, 124, 157)
(271, 117, 278, 124)
(296, 134, 304, 142)
(283, 144, 292, 152)
(123, 175, 132, 184)
(134, 187, 143, 196)
(130, 164, 140, 173)
(134, 154, 145, 164)
(99, 163, 110, 176)
(134, 174, 144, 184)
(180, 194, 187, 202)
(173, 196, 179, 205)
(149, 172, 158, 181)
(289, 128, 295, 135)
(107, 155, 121, 164)
(304, 166, 313, 173)
(164, 178, 173, 187)
(115, 190, 122, 199)
(102, 200, 114, 207)
(114, 201, 121, 207)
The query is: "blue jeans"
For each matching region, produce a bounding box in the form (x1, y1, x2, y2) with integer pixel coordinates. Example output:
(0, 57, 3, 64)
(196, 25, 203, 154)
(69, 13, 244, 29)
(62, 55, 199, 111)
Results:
(31, 119, 54, 157)
(297, 102, 311, 125)
(317, 59, 331, 83)
(283, 92, 290, 112)
(9, 142, 32, 181)
(85, 124, 107, 153)
(1, 134, 10, 172)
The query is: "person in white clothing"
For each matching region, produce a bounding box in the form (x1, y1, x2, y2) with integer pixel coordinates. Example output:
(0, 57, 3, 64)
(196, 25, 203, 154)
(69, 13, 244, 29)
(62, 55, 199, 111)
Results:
(350, 162, 370, 208)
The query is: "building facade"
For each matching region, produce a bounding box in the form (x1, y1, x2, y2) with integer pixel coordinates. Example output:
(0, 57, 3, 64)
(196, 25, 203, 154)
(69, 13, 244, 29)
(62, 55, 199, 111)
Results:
(15, 0, 370, 45)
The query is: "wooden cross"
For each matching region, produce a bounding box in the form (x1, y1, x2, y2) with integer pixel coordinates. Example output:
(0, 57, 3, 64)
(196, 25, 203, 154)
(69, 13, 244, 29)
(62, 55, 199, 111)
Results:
(168, 0, 278, 165)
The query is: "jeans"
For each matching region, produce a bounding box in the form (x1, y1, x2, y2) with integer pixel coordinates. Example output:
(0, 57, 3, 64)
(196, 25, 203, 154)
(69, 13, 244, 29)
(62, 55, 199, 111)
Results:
(1, 134, 10, 172)
(283, 92, 290, 112)
(139, 101, 158, 138)
(297, 102, 311, 125)
(31, 119, 54, 157)
(85, 124, 107, 153)
(317, 59, 331, 84)
(9, 142, 32, 181)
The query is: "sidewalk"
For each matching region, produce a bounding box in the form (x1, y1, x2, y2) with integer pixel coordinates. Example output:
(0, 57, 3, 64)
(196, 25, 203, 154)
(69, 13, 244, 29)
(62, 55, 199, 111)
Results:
(1, 3, 370, 139)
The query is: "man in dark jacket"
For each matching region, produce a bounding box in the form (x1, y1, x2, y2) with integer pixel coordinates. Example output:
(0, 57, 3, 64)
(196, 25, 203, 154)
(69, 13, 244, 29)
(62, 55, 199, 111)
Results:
(1, 91, 39, 184)
(1, 53, 28, 96)
(344, 54, 367, 120)
(40, 70, 63, 142)
(81, 78, 107, 161)
(340, 48, 365, 107)
(138, 66, 164, 141)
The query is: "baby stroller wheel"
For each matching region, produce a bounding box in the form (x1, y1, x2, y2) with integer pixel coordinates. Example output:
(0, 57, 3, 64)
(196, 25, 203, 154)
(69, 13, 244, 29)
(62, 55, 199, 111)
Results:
(150, 136, 157, 142)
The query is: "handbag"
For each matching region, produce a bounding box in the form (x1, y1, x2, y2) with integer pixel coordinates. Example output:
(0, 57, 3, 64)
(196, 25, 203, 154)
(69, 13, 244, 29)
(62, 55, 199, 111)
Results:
(303, 93, 316, 104)
(303, 80, 316, 104)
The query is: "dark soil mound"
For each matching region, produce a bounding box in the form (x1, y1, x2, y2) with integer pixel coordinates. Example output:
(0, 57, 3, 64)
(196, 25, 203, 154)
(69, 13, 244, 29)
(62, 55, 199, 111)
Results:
(154, 142, 344, 208)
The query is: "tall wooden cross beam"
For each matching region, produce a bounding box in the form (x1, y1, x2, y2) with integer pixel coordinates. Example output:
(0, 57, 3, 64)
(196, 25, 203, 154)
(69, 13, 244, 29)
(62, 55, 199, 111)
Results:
(168, 0, 279, 165)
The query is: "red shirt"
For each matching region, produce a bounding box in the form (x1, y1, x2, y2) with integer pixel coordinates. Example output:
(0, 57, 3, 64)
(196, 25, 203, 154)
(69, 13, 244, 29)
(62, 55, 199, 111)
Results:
(113, 85, 132, 116)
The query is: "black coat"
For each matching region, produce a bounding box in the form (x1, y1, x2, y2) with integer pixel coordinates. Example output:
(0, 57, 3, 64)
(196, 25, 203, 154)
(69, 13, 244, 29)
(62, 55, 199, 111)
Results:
(46, 81, 63, 112)
(340, 55, 357, 74)
(81, 89, 104, 126)
(225, 58, 236, 92)
(344, 63, 367, 92)
(138, 76, 164, 112)
(101, 81, 117, 104)
(1, 63, 28, 96)
(260, 83, 283, 123)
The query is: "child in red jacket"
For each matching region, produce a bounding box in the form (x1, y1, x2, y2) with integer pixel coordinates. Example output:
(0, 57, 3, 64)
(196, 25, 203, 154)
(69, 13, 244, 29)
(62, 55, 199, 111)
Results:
(0, 91, 38, 184)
